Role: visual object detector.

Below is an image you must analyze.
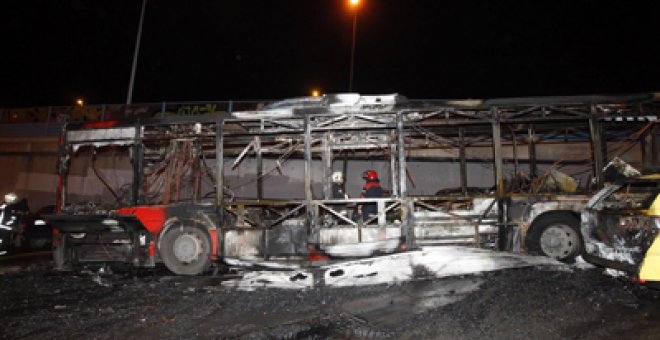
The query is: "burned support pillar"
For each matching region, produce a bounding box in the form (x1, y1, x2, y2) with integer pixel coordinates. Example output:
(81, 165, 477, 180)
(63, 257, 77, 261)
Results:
(397, 113, 407, 198)
(256, 131, 265, 258)
(255, 135, 263, 200)
(215, 120, 225, 256)
(492, 108, 505, 198)
(56, 128, 69, 213)
(342, 153, 349, 185)
(492, 108, 508, 250)
(215, 120, 224, 210)
(192, 143, 202, 202)
(304, 116, 313, 202)
(589, 110, 604, 188)
(510, 128, 519, 176)
(527, 125, 537, 179)
(132, 121, 144, 206)
(397, 112, 414, 250)
(303, 116, 317, 243)
(390, 130, 399, 197)
(322, 133, 333, 200)
(459, 127, 468, 195)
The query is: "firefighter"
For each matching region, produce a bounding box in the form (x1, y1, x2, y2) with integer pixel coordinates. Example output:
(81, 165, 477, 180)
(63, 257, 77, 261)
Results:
(331, 171, 348, 199)
(359, 170, 382, 221)
(0, 192, 29, 253)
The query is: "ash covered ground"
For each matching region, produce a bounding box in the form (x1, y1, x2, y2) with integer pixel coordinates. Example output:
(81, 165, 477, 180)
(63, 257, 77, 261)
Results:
(2, 253, 660, 339)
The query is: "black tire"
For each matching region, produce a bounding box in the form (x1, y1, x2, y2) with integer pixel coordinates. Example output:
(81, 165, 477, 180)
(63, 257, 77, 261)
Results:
(159, 223, 211, 276)
(526, 213, 582, 263)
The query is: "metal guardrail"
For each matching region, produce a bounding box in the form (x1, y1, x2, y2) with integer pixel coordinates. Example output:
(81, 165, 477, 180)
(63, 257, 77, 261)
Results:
(0, 98, 449, 137)
(0, 100, 271, 123)
(0, 100, 272, 137)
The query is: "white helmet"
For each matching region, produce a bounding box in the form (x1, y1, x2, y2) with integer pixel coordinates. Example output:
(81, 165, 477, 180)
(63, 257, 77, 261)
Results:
(331, 171, 344, 183)
(4, 192, 17, 204)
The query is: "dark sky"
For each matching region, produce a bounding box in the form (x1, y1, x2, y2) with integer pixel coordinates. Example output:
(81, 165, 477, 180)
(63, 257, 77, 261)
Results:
(1, 0, 659, 107)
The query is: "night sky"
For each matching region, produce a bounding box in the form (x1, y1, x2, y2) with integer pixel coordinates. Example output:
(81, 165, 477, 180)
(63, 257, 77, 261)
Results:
(1, 0, 659, 107)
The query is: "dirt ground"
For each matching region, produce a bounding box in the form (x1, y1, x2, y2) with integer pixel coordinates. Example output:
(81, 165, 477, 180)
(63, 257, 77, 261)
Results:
(2, 253, 660, 340)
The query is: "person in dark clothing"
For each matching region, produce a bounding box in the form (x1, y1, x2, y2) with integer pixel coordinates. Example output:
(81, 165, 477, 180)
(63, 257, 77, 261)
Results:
(331, 171, 348, 199)
(1, 192, 29, 254)
(359, 170, 382, 221)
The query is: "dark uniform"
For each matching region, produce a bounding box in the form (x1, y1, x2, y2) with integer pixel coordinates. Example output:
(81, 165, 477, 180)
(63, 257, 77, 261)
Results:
(332, 182, 347, 199)
(360, 170, 382, 221)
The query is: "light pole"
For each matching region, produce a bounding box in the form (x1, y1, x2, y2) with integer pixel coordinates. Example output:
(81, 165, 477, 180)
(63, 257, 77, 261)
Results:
(348, 0, 360, 92)
(126, 0, 148, 105)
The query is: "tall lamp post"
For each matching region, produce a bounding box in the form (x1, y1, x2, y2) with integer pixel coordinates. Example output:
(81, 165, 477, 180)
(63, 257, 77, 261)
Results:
(126, 0, 148, 105)
(348, 0, 360, 92)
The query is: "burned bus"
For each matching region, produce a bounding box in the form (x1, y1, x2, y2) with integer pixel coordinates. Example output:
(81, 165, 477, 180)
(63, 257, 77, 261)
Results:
(47, 93, 659, 275)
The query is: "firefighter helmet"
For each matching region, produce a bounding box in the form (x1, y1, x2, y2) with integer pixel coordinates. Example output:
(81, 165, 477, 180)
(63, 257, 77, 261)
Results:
(362, 170, 378, 181)
(4, 192, 17, 204)
(331, 171, 344, 183)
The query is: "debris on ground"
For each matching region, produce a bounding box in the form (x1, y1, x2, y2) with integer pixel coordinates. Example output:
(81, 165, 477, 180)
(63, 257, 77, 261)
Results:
(2, 251, 660, 339)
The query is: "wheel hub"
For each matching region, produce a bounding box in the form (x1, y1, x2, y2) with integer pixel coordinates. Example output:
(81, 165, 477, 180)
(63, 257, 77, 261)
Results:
(540, 224, 579, 259)
(173, 233, 203, 263)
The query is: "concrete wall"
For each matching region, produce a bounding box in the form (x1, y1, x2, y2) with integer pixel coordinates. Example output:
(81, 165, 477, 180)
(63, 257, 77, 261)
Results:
(0, 137, 59, 211)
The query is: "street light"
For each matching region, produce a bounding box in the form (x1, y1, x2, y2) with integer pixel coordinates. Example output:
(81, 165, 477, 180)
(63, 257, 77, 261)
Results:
(76, 98, 84, 106)
(348, 0, 360, 92)
(311, 89, 321, 97)
(126, 0, 148, 105)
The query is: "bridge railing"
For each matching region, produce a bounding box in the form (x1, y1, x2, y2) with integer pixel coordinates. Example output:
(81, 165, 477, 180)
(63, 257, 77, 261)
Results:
(0, 100, 273, 124)
(0, 100, 274, 137)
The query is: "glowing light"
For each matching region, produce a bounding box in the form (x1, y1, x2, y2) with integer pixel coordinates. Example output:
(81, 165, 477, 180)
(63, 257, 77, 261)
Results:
(311, 89, 321, 97)
(349, 0, 360, 7)
(76, 98, 84, 106)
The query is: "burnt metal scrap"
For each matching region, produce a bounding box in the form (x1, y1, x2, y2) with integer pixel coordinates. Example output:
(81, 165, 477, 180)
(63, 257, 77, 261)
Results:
(582, 175, 660, 274)
(49, 93, 659, 275)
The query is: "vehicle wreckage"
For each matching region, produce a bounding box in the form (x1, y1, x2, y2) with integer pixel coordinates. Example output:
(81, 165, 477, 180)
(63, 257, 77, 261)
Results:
(47, 93, 659, 275)
(582, 172, 660, 283)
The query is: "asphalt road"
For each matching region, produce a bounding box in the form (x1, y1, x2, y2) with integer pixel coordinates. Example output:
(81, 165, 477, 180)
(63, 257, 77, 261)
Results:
(1, 253, 660, 339)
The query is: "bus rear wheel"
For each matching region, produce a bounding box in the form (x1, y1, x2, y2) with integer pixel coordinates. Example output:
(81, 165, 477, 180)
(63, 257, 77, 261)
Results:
(160, 225, 211, 276)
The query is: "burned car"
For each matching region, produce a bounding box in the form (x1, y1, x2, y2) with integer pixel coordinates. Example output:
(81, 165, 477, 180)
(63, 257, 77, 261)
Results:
(582, 173, 660, 282)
